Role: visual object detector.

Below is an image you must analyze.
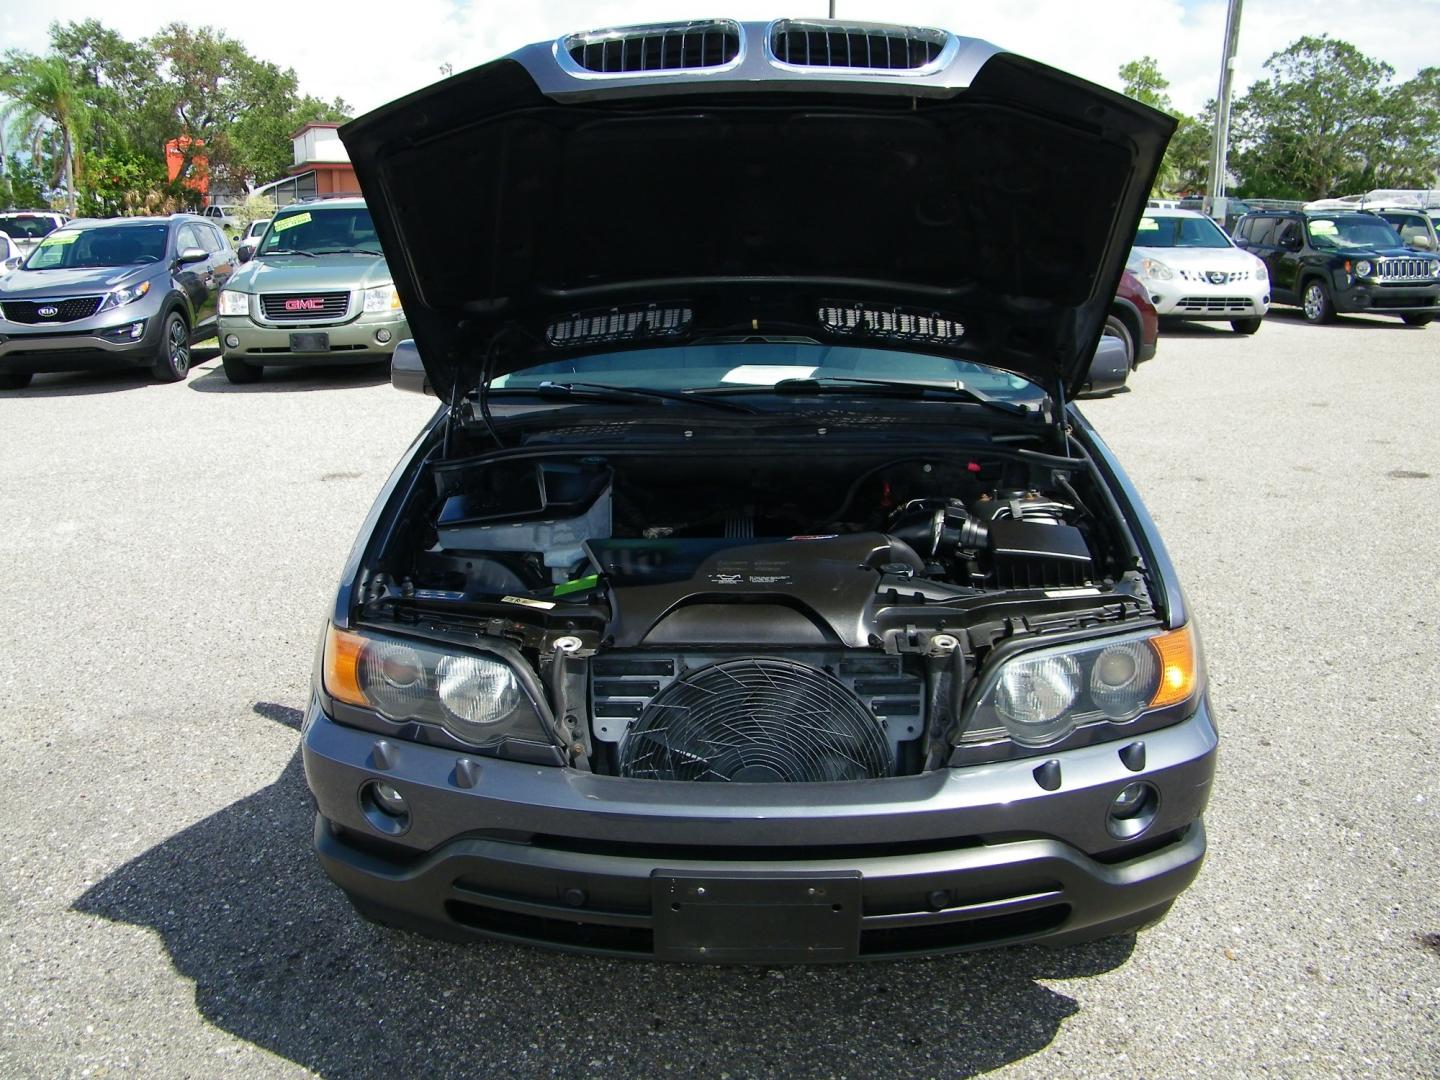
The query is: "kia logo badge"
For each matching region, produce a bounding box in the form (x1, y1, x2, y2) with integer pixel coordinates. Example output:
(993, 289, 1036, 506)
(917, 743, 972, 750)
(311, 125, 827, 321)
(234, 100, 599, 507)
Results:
(284, 297, 325, 312)
(37, 305, 58, 317)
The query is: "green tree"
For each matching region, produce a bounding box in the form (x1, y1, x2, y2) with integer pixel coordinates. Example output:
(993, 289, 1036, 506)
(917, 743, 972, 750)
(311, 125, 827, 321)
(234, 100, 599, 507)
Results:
(47, 19, 167, 160)
(0, 155, 48, 208)
(147, 23, 352, 194)
(1119, 56, 1172, 112)
(1118, 55, 1200, 197)
(1230, 36, 1438, 199)
(0, 56, 89, 215)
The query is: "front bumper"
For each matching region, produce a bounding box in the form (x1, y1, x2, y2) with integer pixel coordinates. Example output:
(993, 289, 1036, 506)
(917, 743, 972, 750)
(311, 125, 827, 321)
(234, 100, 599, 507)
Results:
(1332, 277, 1440, 315)
(1145, 279, 1270, 320)
(303, 697, 1218, 961)
(0, 305, 164, 372)
(219, 309, 408, 366)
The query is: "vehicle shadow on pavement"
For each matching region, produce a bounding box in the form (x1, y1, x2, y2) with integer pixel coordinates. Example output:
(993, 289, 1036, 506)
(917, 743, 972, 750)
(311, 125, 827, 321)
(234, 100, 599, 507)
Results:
(0, 348, 223, 397)
(73, 702, 1135, 1080)
(187, 361, 390, 394)
(1261, 309, 1430, 331)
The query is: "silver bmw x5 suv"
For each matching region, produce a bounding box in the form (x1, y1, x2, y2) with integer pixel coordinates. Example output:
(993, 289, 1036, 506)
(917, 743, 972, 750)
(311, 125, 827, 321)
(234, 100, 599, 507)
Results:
(303, 17, 1215, 963)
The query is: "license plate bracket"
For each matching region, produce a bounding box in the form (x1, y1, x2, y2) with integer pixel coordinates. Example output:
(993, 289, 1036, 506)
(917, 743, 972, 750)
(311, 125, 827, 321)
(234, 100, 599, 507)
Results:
(289, 332, 329, 352)
(652, 870, 862, 963)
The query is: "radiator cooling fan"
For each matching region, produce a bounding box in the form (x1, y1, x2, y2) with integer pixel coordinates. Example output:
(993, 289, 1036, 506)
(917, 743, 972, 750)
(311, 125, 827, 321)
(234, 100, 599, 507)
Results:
(618, 658, 895, 782)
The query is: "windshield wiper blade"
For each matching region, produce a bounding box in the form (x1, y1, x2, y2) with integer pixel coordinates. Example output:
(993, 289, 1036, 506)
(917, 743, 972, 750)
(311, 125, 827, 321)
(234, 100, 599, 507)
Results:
(514, 381, 761, 415)
(314, 248, 383, 255)
(264, 248, 315, 257)
(766, 376, 1035, 417)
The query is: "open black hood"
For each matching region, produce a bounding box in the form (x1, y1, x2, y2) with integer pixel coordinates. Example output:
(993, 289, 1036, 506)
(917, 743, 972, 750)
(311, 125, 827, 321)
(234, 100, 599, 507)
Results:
(342, 19, 1173, 401)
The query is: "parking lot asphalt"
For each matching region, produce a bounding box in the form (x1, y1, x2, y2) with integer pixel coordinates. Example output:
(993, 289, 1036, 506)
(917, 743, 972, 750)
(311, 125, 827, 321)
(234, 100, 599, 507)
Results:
(1, 313, 1437, 1079)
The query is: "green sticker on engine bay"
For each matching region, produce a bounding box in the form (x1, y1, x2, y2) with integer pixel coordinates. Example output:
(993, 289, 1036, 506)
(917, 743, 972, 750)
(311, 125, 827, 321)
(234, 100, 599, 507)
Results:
(553, 574, 599, 596)
(272, 211, 311, 233)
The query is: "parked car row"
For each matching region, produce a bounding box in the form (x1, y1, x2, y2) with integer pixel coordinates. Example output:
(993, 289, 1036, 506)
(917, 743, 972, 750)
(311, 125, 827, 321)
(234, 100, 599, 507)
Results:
(0, 198, 409, 388)
(1123, 203, 1439, 334)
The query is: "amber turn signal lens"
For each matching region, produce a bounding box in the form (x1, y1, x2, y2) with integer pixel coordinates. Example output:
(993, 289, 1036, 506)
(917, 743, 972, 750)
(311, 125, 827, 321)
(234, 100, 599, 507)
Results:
(1148, 625, 1199, 708)
(324, 625, 369, 708)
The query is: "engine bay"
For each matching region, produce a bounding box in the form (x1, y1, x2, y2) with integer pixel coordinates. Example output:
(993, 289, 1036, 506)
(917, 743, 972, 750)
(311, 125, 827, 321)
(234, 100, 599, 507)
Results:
(357, 443, 1154, 780)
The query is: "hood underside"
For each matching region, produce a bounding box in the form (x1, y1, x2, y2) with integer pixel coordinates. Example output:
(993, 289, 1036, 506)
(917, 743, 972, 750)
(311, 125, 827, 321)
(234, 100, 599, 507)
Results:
(341, 19, 1173, 399)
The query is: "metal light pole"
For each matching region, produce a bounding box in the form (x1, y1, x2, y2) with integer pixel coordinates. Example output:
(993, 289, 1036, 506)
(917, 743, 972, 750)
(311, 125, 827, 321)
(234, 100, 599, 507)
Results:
(1206, 0, 1244, 224)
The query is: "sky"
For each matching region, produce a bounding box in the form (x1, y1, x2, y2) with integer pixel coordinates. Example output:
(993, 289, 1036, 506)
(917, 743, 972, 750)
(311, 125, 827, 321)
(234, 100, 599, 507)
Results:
(1, 0, 1437, 120)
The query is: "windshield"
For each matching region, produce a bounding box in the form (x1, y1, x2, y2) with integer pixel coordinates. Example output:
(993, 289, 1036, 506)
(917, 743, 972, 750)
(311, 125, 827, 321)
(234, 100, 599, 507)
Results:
(23, 224, 169, 270)
(1307, 217, 1403, 249)
(1134, 215, 1231, 249)
(0, 215, 60, 241)
(258, 207, 378, 255)
(493, 342, 1045, 403)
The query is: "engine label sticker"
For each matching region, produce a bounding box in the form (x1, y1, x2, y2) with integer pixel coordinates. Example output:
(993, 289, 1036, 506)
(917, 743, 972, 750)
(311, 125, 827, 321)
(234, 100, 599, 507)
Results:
(707, 561, 794, 586)
(272, 212, 312, 233)
(501, 595, 556, 610)
(1044, 587, 1103, 598)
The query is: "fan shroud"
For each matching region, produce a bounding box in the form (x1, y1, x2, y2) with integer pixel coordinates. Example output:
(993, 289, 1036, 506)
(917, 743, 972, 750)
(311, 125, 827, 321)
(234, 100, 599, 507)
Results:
(617, 657, 895, 782)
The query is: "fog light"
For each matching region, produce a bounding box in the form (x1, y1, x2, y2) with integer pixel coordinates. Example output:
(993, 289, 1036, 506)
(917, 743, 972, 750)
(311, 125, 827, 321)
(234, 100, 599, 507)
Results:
(1106, 781, 1159, 839)
(224, 333, 240, 349)
(359, 779, 411, 835)
(374, 327, 393, 344)
(127, 320, 145, 339)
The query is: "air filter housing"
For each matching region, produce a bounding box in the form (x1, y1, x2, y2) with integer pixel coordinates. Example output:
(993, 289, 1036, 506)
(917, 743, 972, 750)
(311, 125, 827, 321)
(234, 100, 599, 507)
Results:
(618, 658, 894, 782)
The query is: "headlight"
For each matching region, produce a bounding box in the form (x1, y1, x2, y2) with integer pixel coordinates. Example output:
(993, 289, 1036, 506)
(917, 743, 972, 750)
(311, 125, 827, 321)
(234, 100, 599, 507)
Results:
(1354, 260, 1373, 278)
(965, 625, 1200, 749)
(1430, 261, 1440, 278)
(1139, 257, 1174, 281)
(323, 625, 553, 750)
(362, 284, 402, 313)
(1253, 260, 1268, 281)
(101, 279, 151, 310)
(218, 290, 250, 316)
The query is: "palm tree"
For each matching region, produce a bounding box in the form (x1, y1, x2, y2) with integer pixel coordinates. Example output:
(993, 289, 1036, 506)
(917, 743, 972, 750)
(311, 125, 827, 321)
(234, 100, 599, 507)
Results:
(0, 58, 89, 216)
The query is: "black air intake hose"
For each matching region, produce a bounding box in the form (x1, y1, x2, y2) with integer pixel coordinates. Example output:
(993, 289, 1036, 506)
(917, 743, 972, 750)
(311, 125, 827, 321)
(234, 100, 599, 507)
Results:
(887, 500, 988, 558)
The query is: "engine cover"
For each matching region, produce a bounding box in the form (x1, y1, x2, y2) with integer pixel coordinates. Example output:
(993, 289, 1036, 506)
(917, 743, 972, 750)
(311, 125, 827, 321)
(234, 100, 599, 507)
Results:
(586, 533, 920, 648)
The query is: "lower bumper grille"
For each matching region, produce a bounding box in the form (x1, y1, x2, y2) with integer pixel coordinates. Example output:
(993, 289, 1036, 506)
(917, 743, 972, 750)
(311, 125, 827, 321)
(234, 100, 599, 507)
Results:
(1175, 296, 1256, 312)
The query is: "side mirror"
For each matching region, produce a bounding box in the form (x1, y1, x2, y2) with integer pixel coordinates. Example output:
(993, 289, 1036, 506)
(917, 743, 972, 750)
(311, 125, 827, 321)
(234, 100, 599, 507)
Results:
(1086, 334, 1130, 393)
(177, 247, 208, 264)
(1280, 234, 1301, 250)
(3, 257, 20, 271)
(237, 247, 253, 264)
(391, 339, 432, 396)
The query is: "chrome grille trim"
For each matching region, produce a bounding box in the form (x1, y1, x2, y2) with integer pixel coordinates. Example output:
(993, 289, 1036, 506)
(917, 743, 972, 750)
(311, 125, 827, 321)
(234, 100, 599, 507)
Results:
(1373, 258, 1436, 282)
(258, 291, 351, 322)
(769, 20, 948, 70)
(1178, 268, 1251, 284)
(561, 20, 742, 75)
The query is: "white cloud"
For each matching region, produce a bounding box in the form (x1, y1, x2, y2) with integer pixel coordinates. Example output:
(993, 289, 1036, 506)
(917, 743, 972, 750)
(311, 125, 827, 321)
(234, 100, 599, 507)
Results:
(0, 0, 1434, 119)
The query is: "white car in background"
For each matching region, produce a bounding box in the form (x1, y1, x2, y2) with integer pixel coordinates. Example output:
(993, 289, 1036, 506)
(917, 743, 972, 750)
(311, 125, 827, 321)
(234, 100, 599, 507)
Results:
(235, 217, 270, 263)
(1128, 207, 1271, 334)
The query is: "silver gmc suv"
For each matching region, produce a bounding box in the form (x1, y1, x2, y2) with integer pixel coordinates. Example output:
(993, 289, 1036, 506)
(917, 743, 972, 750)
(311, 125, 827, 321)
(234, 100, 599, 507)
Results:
(216, 198, 408, 383)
